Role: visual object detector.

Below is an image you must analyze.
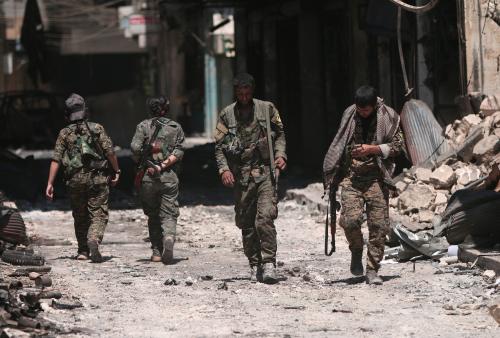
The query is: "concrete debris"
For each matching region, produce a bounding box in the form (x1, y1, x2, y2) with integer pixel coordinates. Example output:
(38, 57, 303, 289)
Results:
(418, 210, 435, 223)
(480, 94, 500, 116)
(483, 270, 496, 283)
(455, 166, 481, 186)
(472, 135, 500, 163)
(414, 168, 432, 183)
(434, 192, 448, 206)
(398, 184, 435, 211)
(429, 165, 456, 189)
(388, 109, 500, 232)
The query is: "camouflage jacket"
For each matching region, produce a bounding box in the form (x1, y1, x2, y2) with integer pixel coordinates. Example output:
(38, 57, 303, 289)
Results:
(130, 117, 185, 183)
(52, 121, 114, 186)
(341, 113, 404, 180)
(214, 99, 287, 184)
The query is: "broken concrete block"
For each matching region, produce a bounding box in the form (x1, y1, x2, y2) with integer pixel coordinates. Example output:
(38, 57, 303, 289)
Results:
(430, 165, 456, 189)
(462, 114, 483, 127)
(415, 167, 432, 183)
(451, 184, 465, 194)
(389, 197, 398, 208)
(395, 181, 407, 193)
(455, 166, 481, 186)
(444, 124, 455, 140)
(472, 135, 500, 163)
(398, 183, 436, 211)
(479, 94, 500, 116)
(418, 210, 435, 223)
(483, 270, 496, 283)
(434, 192, 448, 205)
(492, 111, 500, 127)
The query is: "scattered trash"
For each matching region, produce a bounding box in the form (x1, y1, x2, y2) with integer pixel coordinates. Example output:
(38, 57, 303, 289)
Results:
(434, 189, 500, 245)
(283, 305, 306, 310)
(448, 245, 459, 257)
(1, 248, 45, 266)
(332, 308, 353, 313)
(35, 275, 52, 288)
(390, 223, 448, 261)
(51, 299, 83, 310)
(164, 278, 179, 286)
(217, 282, 228, 290)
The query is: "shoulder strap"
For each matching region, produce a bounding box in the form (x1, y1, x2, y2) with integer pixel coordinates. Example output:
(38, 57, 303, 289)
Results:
(84, 121, 105, 158)
(224, 105, 237, 133)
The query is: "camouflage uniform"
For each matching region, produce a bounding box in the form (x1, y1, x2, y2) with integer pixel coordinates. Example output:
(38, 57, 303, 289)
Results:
(130, 117, 185, 252)
(339, 113, 403, 272)
(52, 122, 114, 255)
(214, 99, 286, 266)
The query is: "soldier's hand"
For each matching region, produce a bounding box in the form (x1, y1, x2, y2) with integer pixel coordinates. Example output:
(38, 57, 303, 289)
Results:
(221, 170, 235, 188)
(146, 165, 161, 176)
(110, 172, 120, 187)
(275, 157, 287, 171)
(46, 184, 54, 201)
(351, 144, 380, 158)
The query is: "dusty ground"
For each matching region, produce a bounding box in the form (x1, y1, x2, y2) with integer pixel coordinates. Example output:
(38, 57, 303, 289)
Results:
(19, 193, 499, 338)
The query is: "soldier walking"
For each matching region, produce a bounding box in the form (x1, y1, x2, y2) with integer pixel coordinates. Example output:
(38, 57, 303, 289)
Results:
(323, 86, 403, 285)
(46, 93, 121, 263)
(130, 97, 185, 264)
(214, 73, 287, 283)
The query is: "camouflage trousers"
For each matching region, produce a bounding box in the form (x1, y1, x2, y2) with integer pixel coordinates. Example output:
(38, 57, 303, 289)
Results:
(140, 177, 179, 251)
(68, 183, 109, 254)
(340, 177, 389, 272)
(234, 175, 278, 266)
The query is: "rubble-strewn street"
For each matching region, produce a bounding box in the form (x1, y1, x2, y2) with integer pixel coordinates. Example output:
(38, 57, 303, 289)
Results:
(15, 196, 499, 337)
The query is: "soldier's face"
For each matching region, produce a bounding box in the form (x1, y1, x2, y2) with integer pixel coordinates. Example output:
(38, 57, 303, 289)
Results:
(235, 86, 253, 106)
(356, 105, 374, 118)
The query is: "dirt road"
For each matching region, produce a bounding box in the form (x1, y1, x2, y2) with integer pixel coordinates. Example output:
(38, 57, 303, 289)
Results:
(21, 197, 499, 337)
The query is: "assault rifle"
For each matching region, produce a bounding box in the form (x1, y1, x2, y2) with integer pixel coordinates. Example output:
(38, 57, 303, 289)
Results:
(265, 105, 279, 191)
(134, 118, 167, 190)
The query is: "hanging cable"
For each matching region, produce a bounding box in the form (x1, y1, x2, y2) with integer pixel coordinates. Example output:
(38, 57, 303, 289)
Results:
(386, 0, 440, 14)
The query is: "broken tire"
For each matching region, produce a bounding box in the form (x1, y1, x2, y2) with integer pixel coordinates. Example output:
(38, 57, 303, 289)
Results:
(1, 249, 45, 266)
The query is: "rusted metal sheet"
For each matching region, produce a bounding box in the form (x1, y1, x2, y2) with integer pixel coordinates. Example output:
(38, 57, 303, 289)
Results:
(400, 99, 451, 165)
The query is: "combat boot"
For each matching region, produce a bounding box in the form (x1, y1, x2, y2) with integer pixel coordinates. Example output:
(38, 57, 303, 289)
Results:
(350, 250, 364, 276)
(151, 248, 162, 262)
(365, 270, 383, 285)
(76, 252, 89, 261)
(249, 265, 258, 282)
(161, 235, 175, 264)
(88, 240, 103, 263)
(261, 263, 278, 284)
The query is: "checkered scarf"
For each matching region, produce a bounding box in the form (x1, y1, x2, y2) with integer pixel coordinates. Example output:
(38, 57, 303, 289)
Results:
(323, 98, 400, 188)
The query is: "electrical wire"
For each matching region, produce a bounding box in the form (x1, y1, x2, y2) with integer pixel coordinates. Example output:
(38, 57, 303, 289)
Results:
(386, 0, 440, 14)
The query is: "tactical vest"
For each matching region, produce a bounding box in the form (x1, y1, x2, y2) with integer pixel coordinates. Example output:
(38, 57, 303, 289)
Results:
(221, 100, 275, 184)
(61, 122, 105, 177)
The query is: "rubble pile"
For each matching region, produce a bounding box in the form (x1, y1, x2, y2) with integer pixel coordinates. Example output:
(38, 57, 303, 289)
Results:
(391, 105, 500, 230)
